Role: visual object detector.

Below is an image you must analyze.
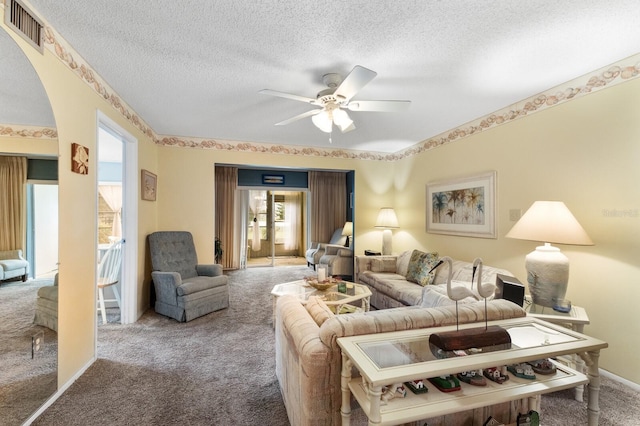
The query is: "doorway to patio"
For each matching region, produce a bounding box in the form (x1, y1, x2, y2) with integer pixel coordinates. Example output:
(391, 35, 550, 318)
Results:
(243, 190, 306, 268)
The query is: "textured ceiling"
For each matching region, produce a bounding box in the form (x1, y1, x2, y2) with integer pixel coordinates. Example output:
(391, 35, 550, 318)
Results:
(3, 0, 640, 153)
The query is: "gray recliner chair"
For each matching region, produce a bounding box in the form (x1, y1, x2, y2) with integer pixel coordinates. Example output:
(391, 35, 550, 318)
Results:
(148, 231, 229, 322)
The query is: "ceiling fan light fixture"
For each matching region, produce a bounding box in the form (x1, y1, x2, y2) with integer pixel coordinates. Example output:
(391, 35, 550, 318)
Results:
(333, 108, 353, 132)
(311, 110, 333, 133)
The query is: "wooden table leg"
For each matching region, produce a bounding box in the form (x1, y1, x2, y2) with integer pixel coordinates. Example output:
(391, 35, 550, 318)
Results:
(367, 381, 383, 425)
(586, 350, 601, 426)
(573, 324, 586, 402)
(341, 354, 353, 425)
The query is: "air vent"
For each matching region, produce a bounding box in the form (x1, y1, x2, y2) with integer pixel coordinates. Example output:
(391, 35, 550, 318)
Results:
(4, 0, 44, 53)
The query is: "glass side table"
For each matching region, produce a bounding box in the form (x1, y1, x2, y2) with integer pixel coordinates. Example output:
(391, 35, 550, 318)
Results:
(524, 296, 590, 401)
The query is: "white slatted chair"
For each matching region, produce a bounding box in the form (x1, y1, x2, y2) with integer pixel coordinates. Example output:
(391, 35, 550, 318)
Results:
(97, 240, 123, 324)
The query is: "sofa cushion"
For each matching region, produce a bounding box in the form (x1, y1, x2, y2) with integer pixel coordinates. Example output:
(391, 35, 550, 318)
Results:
(405, 250, 439, 286)
(305, 296, 335, 326)
(359, 271, 424, 306)
(395, 250, 413, 276)
(370, 257, 396, 273)
(420, 281, 485, 308)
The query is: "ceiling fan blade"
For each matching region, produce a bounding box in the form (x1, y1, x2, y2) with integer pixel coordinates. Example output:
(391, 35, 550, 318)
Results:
(334, 65, 377, 102)
(346, 100, 411, 112)
(274, 109, 321, 126)
(259, 89, 315, 104)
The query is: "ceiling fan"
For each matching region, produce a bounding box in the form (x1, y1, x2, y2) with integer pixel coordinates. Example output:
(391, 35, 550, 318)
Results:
(259, 65, 411, 135)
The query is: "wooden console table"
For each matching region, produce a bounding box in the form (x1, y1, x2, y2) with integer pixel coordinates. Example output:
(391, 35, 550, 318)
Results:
(338, 317, 607, 426)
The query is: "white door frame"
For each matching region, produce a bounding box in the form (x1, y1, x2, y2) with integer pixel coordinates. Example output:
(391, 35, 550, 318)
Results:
(96, 110, 138, 325)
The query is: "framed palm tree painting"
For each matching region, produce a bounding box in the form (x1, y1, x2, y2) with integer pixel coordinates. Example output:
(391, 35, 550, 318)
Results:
(426, 171, 496, 238)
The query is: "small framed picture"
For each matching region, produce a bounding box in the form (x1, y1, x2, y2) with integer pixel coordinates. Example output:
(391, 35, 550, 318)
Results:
(262, 174, 284, 185)
(71, 143, 89, 174)
(141, 169, 157, 201)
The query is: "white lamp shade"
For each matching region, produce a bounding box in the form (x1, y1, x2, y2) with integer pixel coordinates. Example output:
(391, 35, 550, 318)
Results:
(332, 108, 354, 132)
(341, 221, 353, 236)
(311, 110, 332, 133)
(375, 208, 399, 229)
(505, 201, 593, 245)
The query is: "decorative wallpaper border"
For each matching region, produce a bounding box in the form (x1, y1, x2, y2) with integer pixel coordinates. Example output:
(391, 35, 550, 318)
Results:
(0, 124, 57, 139)
(22, 18, 640, 161)
(395, 59, 640, 159)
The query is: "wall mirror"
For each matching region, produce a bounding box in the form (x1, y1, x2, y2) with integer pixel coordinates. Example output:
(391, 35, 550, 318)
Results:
(0, 24, 59, 425)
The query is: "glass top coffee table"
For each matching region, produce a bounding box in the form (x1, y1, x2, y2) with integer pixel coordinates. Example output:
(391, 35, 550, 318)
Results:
(338, 316, 607, 426)
(271, 280, 372, 324)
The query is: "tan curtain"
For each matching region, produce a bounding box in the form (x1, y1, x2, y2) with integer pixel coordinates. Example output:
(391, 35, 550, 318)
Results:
(308, 171, 347, 243)
(215, 166, 237, 269)
(0, 156, 27, 251)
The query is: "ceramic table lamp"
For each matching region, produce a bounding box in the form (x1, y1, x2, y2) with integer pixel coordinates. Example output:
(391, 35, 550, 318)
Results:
(506, 201, 593, 307)
(375, 208, 399, 255)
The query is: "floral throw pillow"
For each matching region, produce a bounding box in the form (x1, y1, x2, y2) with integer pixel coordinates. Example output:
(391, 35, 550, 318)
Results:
(405, 250, 440, 286)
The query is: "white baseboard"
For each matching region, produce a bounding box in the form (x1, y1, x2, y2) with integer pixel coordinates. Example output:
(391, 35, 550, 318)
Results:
(601, 368, 640, 392)
(22, 356, 97, 425)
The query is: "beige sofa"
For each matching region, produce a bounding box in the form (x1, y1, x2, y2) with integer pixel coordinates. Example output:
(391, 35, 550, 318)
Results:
(355, 250, 513, 309)
(275, 294, 527, 426)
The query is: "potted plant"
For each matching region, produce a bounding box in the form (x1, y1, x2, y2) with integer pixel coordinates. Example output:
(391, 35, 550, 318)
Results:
(214, 237, 223, 264)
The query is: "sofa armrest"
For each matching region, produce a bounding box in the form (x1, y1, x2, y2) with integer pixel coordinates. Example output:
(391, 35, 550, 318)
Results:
(324, 244, 350, 256)
(354, 255, 398, 283)
(0, 249, 25, 261)
(151, 271, 181, 304)
(308, 241, 320, 250)
(275, 295, 336, 425)
(196, 264, 223, 277)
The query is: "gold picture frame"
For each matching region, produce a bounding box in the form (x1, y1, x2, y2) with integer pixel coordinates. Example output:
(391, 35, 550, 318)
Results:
(141, 169, 157, 201)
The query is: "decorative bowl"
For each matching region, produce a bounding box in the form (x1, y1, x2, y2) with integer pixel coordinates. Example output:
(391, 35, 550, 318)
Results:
(304, 276, 337, 291)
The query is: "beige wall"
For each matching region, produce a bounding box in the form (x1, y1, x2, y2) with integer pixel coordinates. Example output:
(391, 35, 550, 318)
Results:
(2, 19, 157, 386)
(0, 136, 57, 157)
(392, 78, 640, 383)
(156, 146, 367, 258)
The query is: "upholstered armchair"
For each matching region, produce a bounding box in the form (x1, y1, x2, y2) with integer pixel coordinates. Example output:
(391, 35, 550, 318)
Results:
(319, 245, 354, 279)
(148, 231, 229, 322)
(33, 273, 58, 331)
(305, 228, 347, 270)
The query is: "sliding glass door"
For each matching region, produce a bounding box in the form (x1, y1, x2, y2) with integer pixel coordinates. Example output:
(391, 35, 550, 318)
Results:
(240, 190, 305, 267)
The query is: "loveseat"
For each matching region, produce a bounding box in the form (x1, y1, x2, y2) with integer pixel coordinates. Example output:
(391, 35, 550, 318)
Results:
(355, 250, 513, 309)
(0, 249, 29, 283)
(275, 294, 528, 425)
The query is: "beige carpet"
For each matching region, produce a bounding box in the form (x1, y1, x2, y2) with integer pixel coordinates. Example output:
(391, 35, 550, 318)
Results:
(26, 266, 640, 425)
(0, 278, 57, 426)
(246, 255, 307, 267)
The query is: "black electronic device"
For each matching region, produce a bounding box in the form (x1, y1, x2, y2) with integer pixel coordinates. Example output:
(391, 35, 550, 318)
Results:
(495, 274, 525, 307)
(364, 250, 381, 256)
